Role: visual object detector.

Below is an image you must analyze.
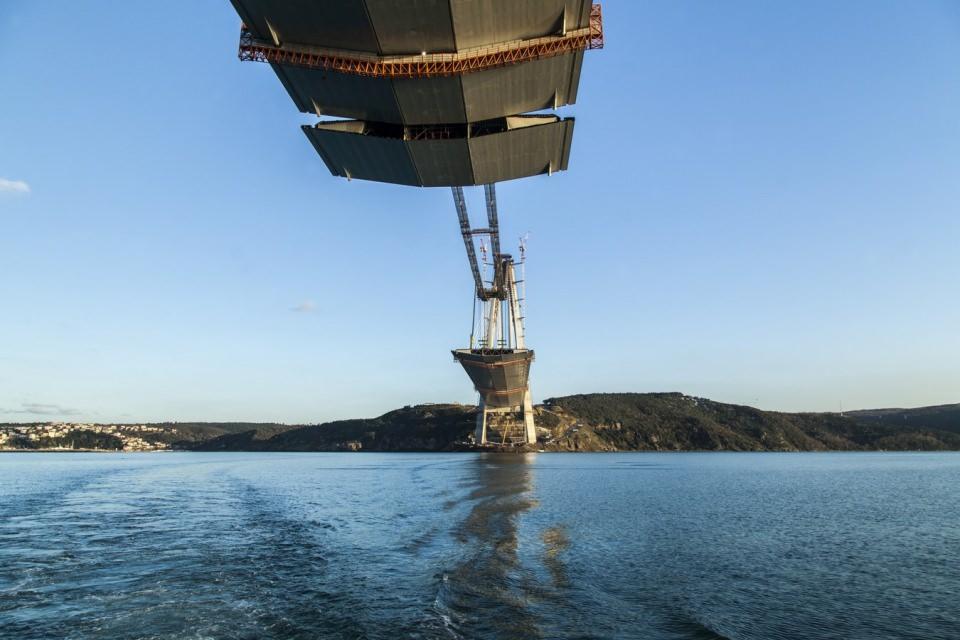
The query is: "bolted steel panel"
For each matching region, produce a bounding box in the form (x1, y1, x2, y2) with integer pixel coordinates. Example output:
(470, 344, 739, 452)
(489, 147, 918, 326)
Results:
(231, 0, 592, 55)
(302, 116, 573, 187)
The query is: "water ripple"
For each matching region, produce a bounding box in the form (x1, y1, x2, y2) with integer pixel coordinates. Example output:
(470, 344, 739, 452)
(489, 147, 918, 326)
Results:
(1, 452, 959, 639)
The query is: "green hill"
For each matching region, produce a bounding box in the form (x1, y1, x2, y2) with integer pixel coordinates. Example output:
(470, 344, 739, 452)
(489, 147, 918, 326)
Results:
(846, 404, 960, 435)
(537, 393, 960, 451)
(6, 395, 959, 452)
(188, 393, 960, 452)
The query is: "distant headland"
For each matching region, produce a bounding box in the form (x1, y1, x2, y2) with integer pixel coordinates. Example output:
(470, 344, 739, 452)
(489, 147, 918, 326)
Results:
(3, 393, 959, 453)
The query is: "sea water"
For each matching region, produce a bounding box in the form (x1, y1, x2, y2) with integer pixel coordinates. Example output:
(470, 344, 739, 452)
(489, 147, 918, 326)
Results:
(1, 452, 958, 639)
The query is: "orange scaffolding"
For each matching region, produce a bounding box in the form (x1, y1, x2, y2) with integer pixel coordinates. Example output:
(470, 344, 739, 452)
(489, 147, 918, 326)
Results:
(239, 4, 604, 79)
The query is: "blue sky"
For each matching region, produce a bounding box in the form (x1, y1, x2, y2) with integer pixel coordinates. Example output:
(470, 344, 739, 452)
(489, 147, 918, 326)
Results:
(1, 1, 959, 423)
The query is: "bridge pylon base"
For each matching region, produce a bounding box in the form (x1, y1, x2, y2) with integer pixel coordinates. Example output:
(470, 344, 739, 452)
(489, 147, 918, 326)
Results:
(474, 388, 537, 447)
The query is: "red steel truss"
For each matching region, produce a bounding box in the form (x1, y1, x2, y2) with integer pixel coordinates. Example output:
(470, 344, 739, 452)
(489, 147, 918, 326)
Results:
(238, 4, 604, 79)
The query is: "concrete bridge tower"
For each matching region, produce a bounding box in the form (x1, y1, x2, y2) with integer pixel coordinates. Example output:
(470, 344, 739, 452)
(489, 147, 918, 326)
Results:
(451, 185, 537, 446)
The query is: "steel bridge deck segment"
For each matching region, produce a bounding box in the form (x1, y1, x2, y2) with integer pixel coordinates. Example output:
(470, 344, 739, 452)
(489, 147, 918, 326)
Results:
(238, 5, 603, 79)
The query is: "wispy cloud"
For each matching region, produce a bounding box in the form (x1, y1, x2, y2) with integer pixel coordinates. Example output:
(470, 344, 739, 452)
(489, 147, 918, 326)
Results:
(0, 403, 82, 416)
(0, 178, 30, 194)
(291, 301, 317, 313)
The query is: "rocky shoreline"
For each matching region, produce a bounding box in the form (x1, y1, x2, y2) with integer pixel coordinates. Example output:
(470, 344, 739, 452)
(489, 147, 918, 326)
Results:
(4, 393, 960, 453)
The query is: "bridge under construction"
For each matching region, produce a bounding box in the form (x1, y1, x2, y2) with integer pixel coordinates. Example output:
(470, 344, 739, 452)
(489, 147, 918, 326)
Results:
(230, 0, 603, 446)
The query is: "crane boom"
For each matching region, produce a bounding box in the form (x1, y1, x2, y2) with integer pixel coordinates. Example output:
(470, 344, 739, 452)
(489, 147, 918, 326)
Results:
(452, 186, 485, 299)
(483, 184, 502, 266)
(452, 185, 507, 301)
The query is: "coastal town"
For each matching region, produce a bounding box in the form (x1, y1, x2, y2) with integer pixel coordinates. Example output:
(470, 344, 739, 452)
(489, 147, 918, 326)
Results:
(0, 423, 170, 451)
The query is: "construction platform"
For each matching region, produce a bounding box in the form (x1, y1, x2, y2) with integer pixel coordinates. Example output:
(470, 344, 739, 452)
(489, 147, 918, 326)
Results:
(231, 0, 594, 54)
(271, 50, 584, 124)
(303, 115, 573, 186)
(452, 348, 534, 408)
(453, 348, 537, 446)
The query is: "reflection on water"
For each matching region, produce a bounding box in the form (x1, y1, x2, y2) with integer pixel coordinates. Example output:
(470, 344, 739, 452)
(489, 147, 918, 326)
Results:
(438, 453, 543, 637)
(2, 452, 959, 639)
(540, 526, 570, 589)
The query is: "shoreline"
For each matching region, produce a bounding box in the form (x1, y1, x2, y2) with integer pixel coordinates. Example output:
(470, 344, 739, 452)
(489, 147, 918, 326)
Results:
(2, 448, 956, 454)
(0, 448, 177, 453)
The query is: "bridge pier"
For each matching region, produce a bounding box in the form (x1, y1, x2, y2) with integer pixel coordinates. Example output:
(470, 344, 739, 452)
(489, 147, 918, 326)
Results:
(473, 388, 537, 446)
